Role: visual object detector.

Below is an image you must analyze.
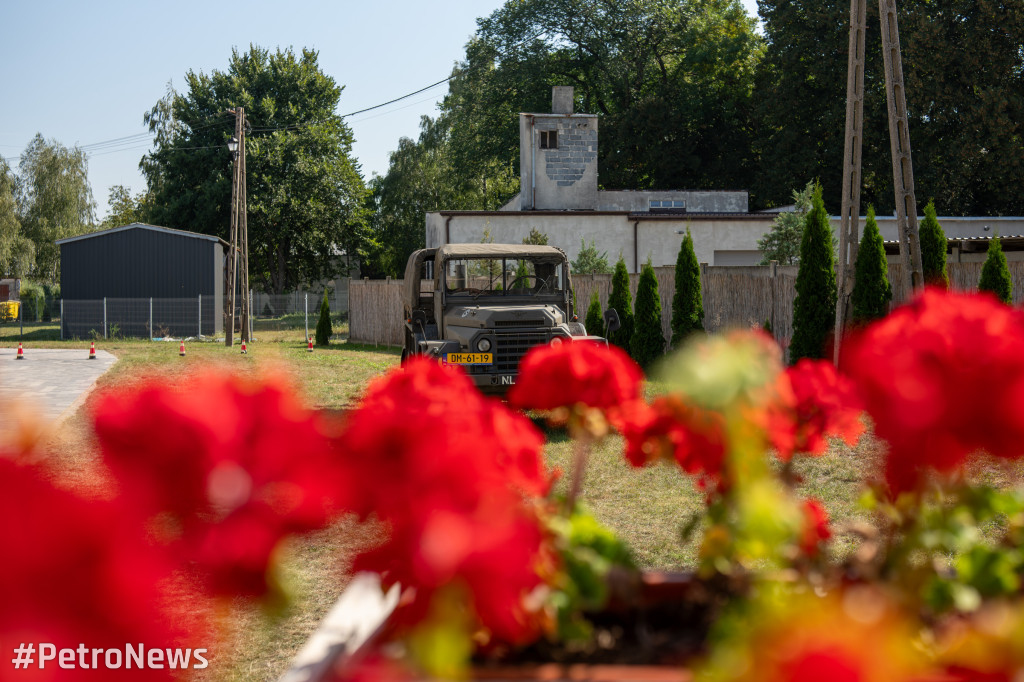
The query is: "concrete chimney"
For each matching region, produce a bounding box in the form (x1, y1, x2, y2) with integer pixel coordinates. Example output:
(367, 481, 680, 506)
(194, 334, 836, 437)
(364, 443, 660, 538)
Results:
(552, 86, 574, 114)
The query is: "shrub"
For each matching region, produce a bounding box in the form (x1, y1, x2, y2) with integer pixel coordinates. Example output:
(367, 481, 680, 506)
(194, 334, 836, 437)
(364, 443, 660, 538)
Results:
(585, 290, 603, 336)
(919, 199, 949, 288)
(314, 291, 332, 345)
(630, 260, 665, 369)
(850, 206, 892, 324)
(789, 183, 837, 363)
(19, 282, 44, 322)
(979, 233, 1012, 304)
(670, 228, 703, 347)
(572, 239, 612, 275)
(606, 257, 634, 352)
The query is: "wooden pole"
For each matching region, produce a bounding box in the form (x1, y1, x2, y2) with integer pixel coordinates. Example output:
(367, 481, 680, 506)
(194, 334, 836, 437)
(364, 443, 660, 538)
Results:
(225, 108, 240, 347)
(239, 108, 250, 342)
(879, 0, 924, 294)
(834, 0, 868, 364)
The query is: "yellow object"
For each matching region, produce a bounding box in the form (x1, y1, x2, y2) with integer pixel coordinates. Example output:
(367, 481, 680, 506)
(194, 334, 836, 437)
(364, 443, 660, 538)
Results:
(0, 301, 19, 322)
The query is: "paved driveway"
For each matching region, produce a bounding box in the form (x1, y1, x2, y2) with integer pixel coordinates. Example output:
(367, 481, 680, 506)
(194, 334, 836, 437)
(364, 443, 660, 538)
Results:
(0, 348, 118, 428)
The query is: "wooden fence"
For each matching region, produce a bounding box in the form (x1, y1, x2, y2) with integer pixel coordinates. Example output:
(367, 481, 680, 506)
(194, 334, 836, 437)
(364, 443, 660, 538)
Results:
(348, 262, 1024, 348)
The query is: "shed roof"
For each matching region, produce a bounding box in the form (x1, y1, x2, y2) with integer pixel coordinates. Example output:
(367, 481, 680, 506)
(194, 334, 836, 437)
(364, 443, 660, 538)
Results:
(56, 223, 230, 248)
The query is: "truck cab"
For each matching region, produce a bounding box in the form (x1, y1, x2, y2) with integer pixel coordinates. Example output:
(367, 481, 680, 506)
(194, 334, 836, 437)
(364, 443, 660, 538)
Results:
(402, 243, 599, 394)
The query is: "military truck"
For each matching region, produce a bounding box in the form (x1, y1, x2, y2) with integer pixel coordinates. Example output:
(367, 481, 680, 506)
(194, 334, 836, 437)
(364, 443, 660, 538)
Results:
(401, 243, 614, 394)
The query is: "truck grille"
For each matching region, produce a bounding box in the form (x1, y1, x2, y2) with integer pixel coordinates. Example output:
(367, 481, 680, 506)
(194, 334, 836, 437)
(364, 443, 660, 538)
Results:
(495, 331, 550, 372)
(494, 319, 544, 328)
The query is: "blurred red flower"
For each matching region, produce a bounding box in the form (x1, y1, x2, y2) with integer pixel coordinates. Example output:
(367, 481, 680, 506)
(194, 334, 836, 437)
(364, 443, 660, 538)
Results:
(0, 458, 187, 680)
(92, 371, 348, 597)
(340, 358, 554, 644)
(800, 497, 832, 556)
(615, 395, 728, 492)
(771, 359, 865, 460)
(842, 289, 1024, 493)
(507, 341, 644, 413)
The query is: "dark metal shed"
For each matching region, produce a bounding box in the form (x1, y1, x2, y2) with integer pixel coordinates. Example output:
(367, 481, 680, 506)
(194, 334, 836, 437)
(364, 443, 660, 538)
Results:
(57, 223, 227, 339)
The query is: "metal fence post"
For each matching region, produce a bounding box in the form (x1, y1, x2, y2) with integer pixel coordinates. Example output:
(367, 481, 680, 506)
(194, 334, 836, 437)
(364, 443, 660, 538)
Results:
(304, 293, 309, 341)
(198, 294, 202, 337)
(60, 299, 64, 340)
(19, 298, 23, 339)
(149, 298, 153, 339)
(103, 297, 107, 339)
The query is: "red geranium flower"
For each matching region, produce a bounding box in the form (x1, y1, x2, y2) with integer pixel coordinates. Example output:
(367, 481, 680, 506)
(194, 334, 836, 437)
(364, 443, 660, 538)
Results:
(339, 358, 555, 644)
(615, 395, 728, 492)
(842, 288, 1024, 493)
(770, 359, 865, 460)
(507, 341, 644, 414)
(800, 497, 832, 556)
(92, 371, 348, 597)
(0, 458, 189, 680)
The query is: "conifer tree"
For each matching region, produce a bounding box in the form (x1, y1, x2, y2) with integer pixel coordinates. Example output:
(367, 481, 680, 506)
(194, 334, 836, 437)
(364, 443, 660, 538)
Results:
(919, 199, 949, 287)
(585, 289, 604, 336)
(607, 256, 634, 351)
(315, 290, 332, 346)
(790, 183, 837, 363)
(850, 206, 892, 324)
(670, 228, 703, 347)
(630, 259, 665, 369)
(979, 234, 1013, 304)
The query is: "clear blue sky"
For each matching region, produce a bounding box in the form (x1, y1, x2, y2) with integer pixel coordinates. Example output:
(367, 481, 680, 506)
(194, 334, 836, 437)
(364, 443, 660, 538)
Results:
(0, 0, 761, 219)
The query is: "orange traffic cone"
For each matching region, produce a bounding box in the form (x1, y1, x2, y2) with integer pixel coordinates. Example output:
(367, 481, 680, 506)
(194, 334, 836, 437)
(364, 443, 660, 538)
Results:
(307, 337, 314, 353)
(88, 341, 97, 360)
(179, 340, 186, 357)
(15, 342, 24, 360)
(240, 340, 247, 354)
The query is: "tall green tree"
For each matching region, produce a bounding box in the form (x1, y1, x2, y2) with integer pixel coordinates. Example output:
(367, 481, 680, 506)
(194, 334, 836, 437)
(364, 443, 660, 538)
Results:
(919, 199, 948, 288)
(102, 185, 153, 228)
(790, 184, 837, 362)
(585, 289, 604, 336)
(979, 234, 1012, 305)
(607, 256, 635, 352)
(443, 0, 763, 194)
(141, 46, 368, 293)
(367, 114, 518, 278)
(850, 206, 892, 324)
(0, 161, 34, 278)
(754, 0, 1024, 214)
(631, 259, 665, 369)
(571, 239, 612, 275)
(757, 181, 814, 264)
(17, 134, 95, 282)
(671, 227, 703, 346)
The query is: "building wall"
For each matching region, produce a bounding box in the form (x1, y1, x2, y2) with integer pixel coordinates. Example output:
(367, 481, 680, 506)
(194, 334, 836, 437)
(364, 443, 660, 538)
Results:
(426, 212, 776, 272)
(597, 190, 748, 213)
(519, 113, 599, 210)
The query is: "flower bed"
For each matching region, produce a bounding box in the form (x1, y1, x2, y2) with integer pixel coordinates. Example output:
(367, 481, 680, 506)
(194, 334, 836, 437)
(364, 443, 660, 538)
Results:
(6, 288, 1024, 681)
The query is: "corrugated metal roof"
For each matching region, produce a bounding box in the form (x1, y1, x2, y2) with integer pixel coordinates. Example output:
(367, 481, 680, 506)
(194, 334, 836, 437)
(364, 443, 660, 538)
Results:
(56, 223, 229, 247)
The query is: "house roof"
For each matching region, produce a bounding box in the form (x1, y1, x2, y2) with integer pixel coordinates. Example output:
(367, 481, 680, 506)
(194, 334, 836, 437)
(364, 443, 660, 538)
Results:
(56, 223, 230, 248)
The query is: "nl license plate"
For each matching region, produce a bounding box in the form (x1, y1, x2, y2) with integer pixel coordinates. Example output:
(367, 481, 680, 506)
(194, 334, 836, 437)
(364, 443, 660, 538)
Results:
(445, 352, 493, 365)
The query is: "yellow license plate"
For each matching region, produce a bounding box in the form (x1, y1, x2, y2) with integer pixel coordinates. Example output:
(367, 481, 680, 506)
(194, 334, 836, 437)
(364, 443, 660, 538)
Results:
(445, 353, 493, 365)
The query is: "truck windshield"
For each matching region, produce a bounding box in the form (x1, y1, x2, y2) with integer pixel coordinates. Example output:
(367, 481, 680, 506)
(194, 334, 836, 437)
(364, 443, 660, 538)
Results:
(444, 257, 566, 297)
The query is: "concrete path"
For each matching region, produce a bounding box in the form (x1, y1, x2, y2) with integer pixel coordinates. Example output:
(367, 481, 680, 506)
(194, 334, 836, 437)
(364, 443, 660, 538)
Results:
(0, 348, 118, 429)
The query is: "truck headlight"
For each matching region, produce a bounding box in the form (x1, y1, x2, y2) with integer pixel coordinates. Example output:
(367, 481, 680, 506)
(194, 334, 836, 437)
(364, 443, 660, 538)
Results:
(550, 337, 563, 346)
(477, 338, 492, 352)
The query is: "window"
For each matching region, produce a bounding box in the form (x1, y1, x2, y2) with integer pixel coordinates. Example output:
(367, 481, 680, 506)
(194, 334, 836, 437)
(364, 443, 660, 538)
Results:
(540, 130, 558, 149)
(649, 199, 686, 211)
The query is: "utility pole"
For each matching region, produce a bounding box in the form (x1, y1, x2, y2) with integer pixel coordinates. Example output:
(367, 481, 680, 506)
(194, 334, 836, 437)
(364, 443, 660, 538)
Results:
(833, 0, 923, 363)
(225, 107, 250, 346)
(879, 0, 924, 294)
(834, 0, 868, 364)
